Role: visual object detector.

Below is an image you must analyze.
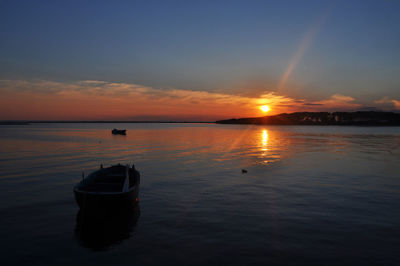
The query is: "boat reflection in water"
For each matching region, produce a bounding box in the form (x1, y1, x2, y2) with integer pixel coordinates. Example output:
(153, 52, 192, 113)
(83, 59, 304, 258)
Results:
(75, 204, 140, 250)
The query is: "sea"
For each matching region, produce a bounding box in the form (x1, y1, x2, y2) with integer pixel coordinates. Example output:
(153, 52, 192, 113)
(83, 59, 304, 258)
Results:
(0, 123, 399, 266)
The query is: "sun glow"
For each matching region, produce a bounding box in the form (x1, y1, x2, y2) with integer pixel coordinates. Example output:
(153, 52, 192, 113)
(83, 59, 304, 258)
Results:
(260, 105, 270, 113)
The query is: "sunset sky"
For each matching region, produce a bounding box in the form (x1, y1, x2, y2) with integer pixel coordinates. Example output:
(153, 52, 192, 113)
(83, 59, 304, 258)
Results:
(1, 0, 399, 121)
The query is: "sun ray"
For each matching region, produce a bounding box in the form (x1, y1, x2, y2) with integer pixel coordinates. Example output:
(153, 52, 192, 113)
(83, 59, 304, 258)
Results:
(277, 10, 330, 92)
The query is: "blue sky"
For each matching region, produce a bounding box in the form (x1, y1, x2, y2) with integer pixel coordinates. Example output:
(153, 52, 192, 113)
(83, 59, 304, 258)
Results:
(0, 0, 399, 119)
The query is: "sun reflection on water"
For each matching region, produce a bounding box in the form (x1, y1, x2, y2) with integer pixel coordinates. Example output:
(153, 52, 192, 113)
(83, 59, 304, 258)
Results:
(261, 129, 268, 151)
(257, 128, 282, 165)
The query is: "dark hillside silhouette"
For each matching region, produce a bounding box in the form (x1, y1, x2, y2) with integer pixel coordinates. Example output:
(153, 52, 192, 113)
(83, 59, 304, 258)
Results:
(216, 111, 400, 126)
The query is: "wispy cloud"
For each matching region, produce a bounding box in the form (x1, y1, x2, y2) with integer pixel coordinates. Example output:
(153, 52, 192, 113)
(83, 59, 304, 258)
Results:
(375, 97, 400, 110)
(0, 79, 390, 120)
(0, 79, 276, 120)
(312, 94, 361, 110)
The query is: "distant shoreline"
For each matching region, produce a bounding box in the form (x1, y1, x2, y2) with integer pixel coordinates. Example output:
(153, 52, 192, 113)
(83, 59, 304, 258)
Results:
(216, 111, 400, 126)
(0, 121, 214, 125)
(2, 111, 400, 126)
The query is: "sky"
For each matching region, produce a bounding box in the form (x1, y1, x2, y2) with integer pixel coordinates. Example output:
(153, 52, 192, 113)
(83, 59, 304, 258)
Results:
(0, 0, 399, 121)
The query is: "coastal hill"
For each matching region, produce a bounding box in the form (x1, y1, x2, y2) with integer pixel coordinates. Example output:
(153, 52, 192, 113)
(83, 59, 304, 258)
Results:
(216, 111, 400, 126)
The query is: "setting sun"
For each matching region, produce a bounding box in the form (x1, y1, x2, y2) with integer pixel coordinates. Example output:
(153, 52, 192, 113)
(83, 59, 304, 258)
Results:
(260, 105, 270, 113)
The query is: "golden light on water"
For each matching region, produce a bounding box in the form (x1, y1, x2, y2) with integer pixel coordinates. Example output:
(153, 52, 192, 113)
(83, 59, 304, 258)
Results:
(262, 129, 268, 150)
(260, 105, 270, 113)
(258, 129, 281, 164)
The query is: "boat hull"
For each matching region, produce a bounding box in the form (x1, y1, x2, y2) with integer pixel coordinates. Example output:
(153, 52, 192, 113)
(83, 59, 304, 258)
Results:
(74, 164, 140, 211)
(74, 185, 139, 211)
(112, 129, 126, 135)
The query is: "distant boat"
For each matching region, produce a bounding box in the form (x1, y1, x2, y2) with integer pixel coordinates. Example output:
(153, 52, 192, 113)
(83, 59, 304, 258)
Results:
(112, 129, 126, 135)
(74, 164, 140, 210)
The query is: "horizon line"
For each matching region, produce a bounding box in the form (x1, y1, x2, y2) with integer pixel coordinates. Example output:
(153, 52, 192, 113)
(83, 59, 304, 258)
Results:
(1, 110, 398, 124)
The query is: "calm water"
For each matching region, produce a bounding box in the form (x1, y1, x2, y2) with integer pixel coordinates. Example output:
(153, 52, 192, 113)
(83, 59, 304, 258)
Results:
(1, 123, 400, 265)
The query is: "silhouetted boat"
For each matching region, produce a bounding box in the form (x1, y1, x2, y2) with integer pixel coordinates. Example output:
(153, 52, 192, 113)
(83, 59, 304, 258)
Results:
(74, 164, 140, 210)
(112, 129, 126, 135)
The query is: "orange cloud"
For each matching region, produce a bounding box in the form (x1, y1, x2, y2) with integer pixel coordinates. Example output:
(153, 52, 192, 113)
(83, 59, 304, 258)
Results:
(0, 79, 380, 121)
(0, 79, 281, 120)
(375, 97, 400, 110)
(312, 94, 361, 109)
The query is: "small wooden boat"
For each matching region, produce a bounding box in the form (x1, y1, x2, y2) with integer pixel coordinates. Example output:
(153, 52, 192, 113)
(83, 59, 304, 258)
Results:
(112, 129, 126, 135)
(74, 164, 140, 210)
